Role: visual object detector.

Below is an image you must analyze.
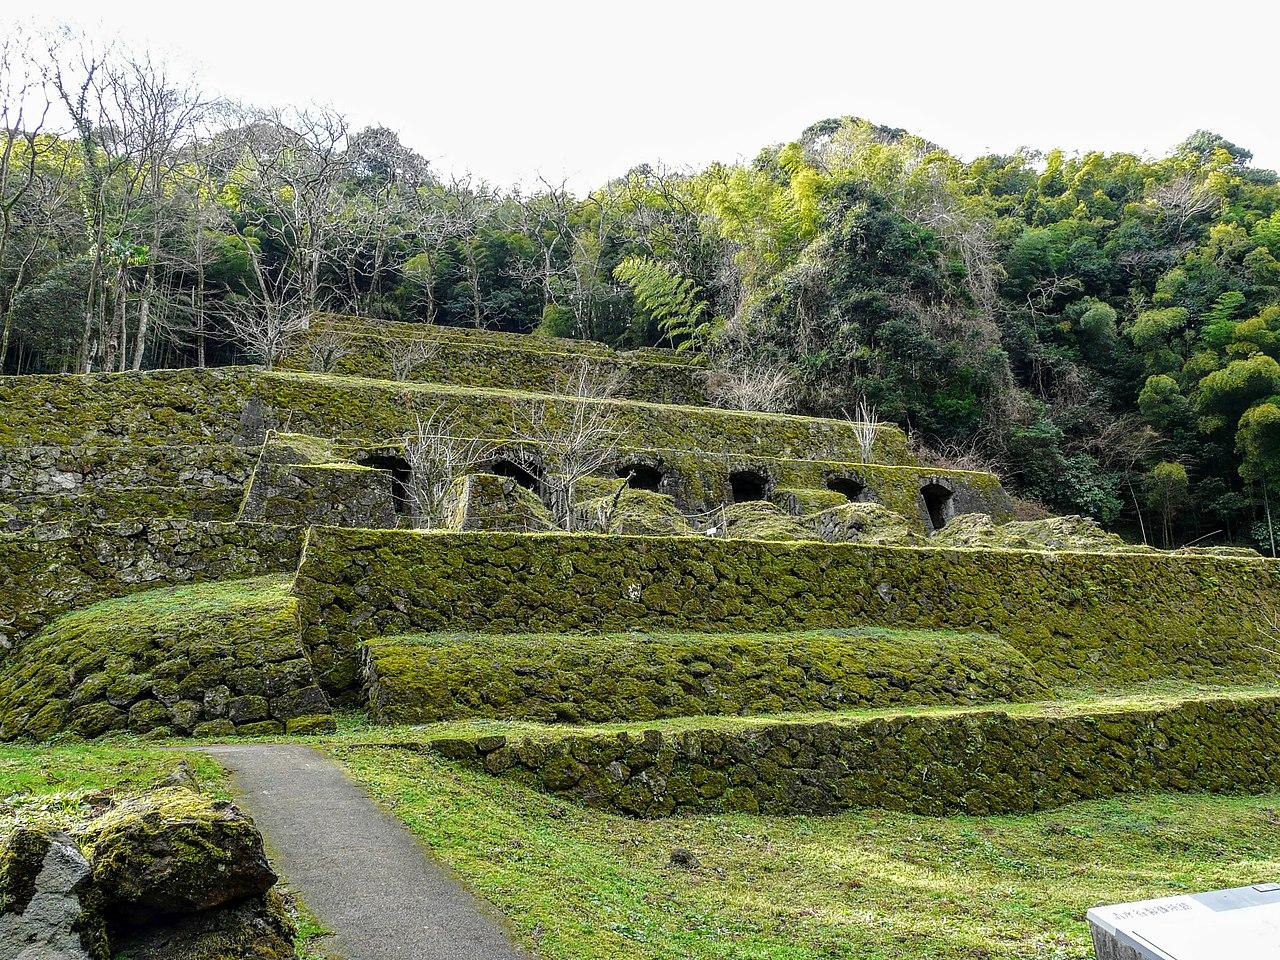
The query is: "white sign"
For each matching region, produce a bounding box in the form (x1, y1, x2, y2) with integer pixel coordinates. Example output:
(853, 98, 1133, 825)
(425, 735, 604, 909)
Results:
(1088, 884, 1280, 960)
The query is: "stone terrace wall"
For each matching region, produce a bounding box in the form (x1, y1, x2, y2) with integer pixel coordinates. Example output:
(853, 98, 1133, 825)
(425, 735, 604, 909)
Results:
(363, 628, 1048, 724)
(294, 529, 1280, 695)
(282, 325, 709, 406)
(425, 692, 1280, 817)
(0, 369, 258, 448)
(0, 519, 302, 650)
(0, 486, 243, 532)
(0, 444, 256, 495)
(0, 368, 912, 466)
(239, 463, 397, 528)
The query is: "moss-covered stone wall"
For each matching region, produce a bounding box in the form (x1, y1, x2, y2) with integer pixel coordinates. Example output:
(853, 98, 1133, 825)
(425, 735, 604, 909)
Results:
(239, 463, 397, 528)
(0, 577, 333, 741)
(0, 444, 256, 495)
(0, 519, 302, 650)
(294, 529, 1280, 696)
(282, 325, 709, 406)
(1, 486, 243, 532)
(423, 691, 1280, 817)
(0, 368, 912, 466)
(0, 369, 258, 449)
(363, 627, 1048, 724)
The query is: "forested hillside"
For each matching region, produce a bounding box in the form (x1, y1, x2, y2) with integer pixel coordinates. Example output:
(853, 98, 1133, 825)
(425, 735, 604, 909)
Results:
(4, 33, 1279, 548)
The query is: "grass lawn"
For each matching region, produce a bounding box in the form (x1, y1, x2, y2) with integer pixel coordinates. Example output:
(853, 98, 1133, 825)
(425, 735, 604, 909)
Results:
(332, 743, 1280, 960)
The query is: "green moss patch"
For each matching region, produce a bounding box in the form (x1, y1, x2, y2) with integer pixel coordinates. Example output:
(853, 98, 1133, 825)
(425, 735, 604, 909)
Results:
(363, 626, 1048, 724)
(0, 577, 332, 741)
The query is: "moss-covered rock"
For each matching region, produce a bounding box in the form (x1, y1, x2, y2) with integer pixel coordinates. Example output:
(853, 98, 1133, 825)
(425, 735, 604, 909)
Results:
(81, 788, 276, 922)
(109, 890, 296, 960)
(0, 827, 108, 959)
(932, 514, 1139, 552)
(364, 627, 1047, 724)
(770, 486, 848, 516)
(0, 577, 332, 741)
(574, 487, 693, 536)
(721, 501, 814, 541)
(804, 502, 924, 545)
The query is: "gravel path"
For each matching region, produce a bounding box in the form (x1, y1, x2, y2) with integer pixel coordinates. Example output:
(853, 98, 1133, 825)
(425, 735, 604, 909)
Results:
(202, 743, 527, 960)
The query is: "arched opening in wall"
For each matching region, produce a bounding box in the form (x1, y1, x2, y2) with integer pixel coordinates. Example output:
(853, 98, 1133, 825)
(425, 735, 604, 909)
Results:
(489, 457, 542, 491)
(729, 469, 768, 503)
(616, 463, 664, 491)
(921, 481, 954, 531)
(826, 476, 866, 502)
(361, 454, 412, 515)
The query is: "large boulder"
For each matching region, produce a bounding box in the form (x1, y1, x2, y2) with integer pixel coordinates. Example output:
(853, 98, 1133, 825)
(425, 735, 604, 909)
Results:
(0, 828, 108, 960)
(80, 789, 276, 925)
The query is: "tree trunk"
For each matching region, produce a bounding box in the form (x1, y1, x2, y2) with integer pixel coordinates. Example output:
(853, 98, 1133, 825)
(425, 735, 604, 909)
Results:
(132, 276, 153, 370)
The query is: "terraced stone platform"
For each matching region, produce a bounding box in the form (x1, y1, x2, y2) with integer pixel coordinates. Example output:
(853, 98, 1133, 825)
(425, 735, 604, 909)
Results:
(1, 313, 1276, 823)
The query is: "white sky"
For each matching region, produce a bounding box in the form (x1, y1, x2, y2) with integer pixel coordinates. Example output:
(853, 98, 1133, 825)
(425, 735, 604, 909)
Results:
(16, 0, 1280, 192)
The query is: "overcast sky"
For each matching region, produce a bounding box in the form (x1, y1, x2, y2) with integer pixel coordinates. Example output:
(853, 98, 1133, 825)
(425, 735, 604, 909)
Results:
(17, 1, 1279, 191)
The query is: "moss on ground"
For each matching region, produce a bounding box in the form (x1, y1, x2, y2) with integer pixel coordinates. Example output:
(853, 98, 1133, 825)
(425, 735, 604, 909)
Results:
(332, 745, 1280, 960)
(0, 577, 332, 741)
(363, 626, 1047, 724)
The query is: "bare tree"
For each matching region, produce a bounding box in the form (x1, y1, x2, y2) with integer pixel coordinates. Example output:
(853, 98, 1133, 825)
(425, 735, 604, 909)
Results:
(511, 361, 629, 529)
(384, 335, 440, 381)
(220, 293, 308, 369)
(0, 28, 61, 371)
(221, 106, 351, 314)
(305, 327, 350, 372)
(403, 405, 494, 528)
(1149, 174, 1220, 240)
(445, 175, 499, 328)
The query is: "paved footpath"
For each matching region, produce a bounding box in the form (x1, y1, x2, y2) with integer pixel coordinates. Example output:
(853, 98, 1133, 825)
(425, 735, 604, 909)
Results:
(201, 743, 527, 960)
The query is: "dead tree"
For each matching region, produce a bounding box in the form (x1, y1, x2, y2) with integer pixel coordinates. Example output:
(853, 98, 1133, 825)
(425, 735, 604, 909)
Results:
(220, 293, 309, 369)
(512, 361, 628, 530)
(305, 327, 351, 373)
(384, 335, 440, 381)
(849, 398, 881, 463)
(403, 405, 493, 528)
